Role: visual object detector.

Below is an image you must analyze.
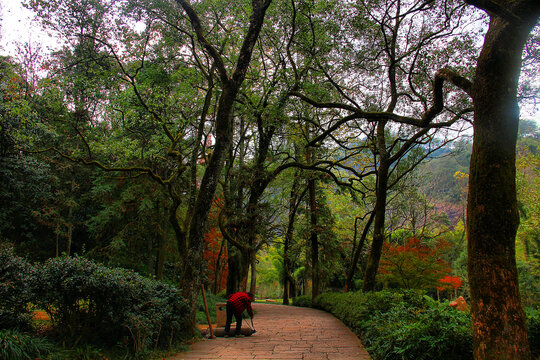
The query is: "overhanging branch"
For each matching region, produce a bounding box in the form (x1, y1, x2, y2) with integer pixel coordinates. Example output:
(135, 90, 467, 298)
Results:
(175, 0, 230, 84)
(22, 146, 174, 186)
(292, 67, 473, 146)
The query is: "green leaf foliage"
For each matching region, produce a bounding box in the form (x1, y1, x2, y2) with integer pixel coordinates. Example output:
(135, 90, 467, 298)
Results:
(33, 255, 189, 352)
(292, 295, 312, 308)
(313, 290, 540, 359)
(526, 308, 540, 358)
(195, 291, 227, 325)
(313, 290, 472, 360)
(0, 249, 36, 331)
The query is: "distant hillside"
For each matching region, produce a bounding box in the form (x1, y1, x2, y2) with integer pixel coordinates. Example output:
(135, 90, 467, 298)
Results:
(417, 141, 472, 225)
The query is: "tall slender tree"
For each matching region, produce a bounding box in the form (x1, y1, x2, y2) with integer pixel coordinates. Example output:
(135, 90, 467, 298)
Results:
(172, 0, 273, 324)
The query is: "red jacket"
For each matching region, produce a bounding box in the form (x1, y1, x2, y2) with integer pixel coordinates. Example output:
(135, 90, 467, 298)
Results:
(227, 292, 254, 317)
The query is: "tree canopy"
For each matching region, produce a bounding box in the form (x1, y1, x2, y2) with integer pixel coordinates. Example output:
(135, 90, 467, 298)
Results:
(1, 0, 539, 358)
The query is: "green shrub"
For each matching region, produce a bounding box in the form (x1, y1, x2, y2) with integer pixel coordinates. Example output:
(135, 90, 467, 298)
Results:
(526, 307, 540, 358)
(0, 329, 54, 360)
(34, 256, 189, 352)
(317, 290, 539, 359)
(314, 292, 366, 332)
(363, 301, 472, 360)
(292, 295, 312, 307)
(316, 290, 473, 360)
(0, 249, 36, 330)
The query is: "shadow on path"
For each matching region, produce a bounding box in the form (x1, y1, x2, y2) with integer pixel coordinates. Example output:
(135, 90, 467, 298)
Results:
(169, 303, 371, 360)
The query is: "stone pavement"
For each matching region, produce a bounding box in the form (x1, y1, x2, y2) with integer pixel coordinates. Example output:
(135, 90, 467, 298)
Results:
(170, 303, 371, 360)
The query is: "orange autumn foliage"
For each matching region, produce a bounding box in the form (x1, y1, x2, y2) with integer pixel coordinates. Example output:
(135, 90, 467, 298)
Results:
(203, 197, 228, 292)
(379, 237, 454, 291)
(204, 226, 228, 291)
(437, 275, 463, 292)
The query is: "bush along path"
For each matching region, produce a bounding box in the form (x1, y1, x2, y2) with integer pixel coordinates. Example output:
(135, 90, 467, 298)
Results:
(0, 249, 191, 358)
(171, 303, 371, 360)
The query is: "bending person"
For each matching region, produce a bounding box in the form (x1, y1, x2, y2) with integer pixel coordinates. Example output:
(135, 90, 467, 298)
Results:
(224, 292, 255, 337)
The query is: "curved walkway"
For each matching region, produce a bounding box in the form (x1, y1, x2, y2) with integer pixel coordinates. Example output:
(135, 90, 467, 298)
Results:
(170, 303, 371, 360)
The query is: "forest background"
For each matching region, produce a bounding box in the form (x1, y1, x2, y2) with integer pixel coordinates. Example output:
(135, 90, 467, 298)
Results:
(0, 0, 539, 359)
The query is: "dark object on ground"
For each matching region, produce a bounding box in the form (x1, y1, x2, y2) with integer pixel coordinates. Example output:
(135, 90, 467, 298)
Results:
(212, 326, 253, 337)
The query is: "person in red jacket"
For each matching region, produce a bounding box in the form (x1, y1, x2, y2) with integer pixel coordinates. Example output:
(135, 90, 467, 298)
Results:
(224, 292, 255, 337)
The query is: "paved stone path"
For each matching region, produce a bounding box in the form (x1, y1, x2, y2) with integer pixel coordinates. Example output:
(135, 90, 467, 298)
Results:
(170, 303, 371, 360)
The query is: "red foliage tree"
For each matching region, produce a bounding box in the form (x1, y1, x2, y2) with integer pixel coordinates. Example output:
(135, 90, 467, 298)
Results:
(203, 198, 228, 293)
(436, 275, 462, 292)
(378, 237, 453, 291)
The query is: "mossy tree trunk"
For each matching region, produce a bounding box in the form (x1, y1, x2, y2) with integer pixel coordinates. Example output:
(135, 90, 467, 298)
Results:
(283, 172, 302, 305)
(465, 1, 539, 358)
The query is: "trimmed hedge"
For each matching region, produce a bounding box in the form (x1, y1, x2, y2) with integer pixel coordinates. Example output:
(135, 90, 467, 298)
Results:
(313, 290, 472, 360)
(292, 295, 312, 308)
(313, 290, 540, 360)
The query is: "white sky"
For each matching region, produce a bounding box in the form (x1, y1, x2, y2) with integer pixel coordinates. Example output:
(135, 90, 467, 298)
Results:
(0, 0, 538, 123)
(0, 0, 61, 56)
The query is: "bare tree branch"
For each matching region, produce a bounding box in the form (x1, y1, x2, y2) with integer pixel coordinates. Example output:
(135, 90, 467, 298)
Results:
(21, 146, 180, 186)
(174, 0, 230, 84)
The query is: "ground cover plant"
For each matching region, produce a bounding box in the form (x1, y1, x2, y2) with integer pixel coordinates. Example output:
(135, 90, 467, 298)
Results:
(0, 329, 54, 360)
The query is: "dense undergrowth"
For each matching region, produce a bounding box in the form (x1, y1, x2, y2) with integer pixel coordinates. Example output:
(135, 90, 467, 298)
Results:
(298, 290, 540, 360)
(0, 248, 193, 359)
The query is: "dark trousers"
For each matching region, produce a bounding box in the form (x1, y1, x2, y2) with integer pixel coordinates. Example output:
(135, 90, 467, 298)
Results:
(224, 302, 242, 335)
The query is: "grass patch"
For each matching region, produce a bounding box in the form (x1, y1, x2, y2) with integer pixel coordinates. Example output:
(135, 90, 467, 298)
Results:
(196, 292, 227, 325)
(0, 329, 54, 360)
(254, 298, 283, 304)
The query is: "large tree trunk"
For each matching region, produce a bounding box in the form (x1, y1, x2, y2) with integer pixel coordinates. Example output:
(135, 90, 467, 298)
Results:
(226, 241, 245, 295)
(154, 200, 166, 280)
(66, 177, 75, 256)
(308, 178, 320, 301)
(345, 211, 374, 292)
(155, 228, 165, 280)
(249, 251, 257, 294)
(466, 1, 539, 358)
(363, 121, 390, 292)
(181, 85, 237, 327)
(213, 239, 226, 293)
